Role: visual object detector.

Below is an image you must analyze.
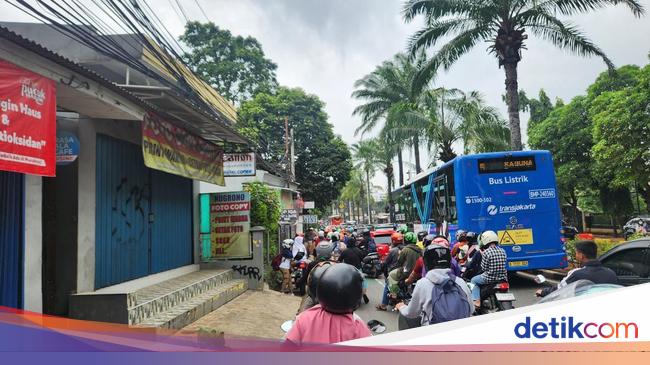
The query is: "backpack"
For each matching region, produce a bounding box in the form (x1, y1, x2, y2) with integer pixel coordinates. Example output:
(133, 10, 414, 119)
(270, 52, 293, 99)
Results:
(429, 273, 471, 324)
(271, 254, 283, 271)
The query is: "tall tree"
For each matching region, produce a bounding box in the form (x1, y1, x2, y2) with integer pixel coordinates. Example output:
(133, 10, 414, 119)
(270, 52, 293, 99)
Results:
(180, 22, 278, 104)
(352, 52, 430, 176)
(238, 87, 352, 209)
(403, 0, 645, 151)
(351, 139, 382, 223)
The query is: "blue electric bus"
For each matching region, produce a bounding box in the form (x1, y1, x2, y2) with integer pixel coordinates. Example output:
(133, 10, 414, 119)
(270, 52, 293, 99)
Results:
(391, 150, 567, 271)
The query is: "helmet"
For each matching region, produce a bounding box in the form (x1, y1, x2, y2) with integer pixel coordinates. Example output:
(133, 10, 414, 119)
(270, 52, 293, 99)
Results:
(404, 232, 417, 244)
(315, 241, 335, 260)
(466, 231, 478, 244)
(397, 226, 408, 234)
(318, 230, 325, 238)
(317, 263, 363, 314)
(307, 261, 335, 300)
(479, 230, 499, 248)
(362, 228, 371, 236)
(423, 245, 452, 271)
(282, 239, 294, 249)
(455, 229, 467, 242)
(423, 234, 435, 247)
(391, 232, 403, 244)
(330, 233, 339, 242)
(432, 235, 450, 248)
(417, 231, 428, 242)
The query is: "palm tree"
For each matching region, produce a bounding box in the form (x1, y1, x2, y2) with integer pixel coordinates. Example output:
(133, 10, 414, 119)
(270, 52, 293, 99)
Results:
(403, 0, 645, 151)
(374, 132, 398, 221)
(352, 52, 430, 177)
(340, 171, 365, 222)
(351, 139, 381, 223)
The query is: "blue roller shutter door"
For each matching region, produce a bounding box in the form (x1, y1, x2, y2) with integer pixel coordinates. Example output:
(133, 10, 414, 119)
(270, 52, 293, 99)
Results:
(95, 135, 192, 289)
(0, 171, 24, 308)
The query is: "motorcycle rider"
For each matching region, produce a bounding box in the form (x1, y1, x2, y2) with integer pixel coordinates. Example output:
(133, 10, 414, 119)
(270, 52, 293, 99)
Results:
(462, 232, 482, 280)
(338, 239, 370, 304)
(376, 232, 403, 311)
(405, 234, 435, 286)
(536, 240, 619, 297)
(286, 263, 371, 345)
(416, 231, 428, 250)
(387, 232, 422, 300)
(279, 239, 295, 294)
(451, 230, 470, 266)
(471, 231, 508, 309)
(360, 229, 376, 253)
(395, 245, 472, 326)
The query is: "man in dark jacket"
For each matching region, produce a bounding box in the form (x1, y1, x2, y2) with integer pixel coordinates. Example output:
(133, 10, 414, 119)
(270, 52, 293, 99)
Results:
(537, 240, 620, 297)
(388, 232, 422, 296)
(376, 232, 403, 311)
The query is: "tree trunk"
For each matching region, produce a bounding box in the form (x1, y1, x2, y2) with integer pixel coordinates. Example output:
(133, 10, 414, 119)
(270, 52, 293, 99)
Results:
(413, 136, 422, 173)
(386, 169, 395, 222)
(366, 169, 372, 224)
(641, 184, 650, 214)
(397, 148, 404, 187)
(504, 62, 523, 151)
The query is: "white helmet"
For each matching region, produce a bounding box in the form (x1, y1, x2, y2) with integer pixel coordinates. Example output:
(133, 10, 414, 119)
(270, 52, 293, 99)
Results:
(479, 230, 499, 248)
(318, 230, 325, 238)
(282, 239, 294, 249)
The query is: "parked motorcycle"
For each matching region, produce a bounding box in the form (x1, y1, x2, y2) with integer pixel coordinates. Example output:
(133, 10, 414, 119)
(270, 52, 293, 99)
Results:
(468, 280, 516, 314)
(361, 252, 382, 278)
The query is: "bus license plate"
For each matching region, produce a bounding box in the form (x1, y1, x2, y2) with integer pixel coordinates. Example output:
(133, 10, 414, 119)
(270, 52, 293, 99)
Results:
(509, 260, 528, 268)
(495, 292, 515, 301)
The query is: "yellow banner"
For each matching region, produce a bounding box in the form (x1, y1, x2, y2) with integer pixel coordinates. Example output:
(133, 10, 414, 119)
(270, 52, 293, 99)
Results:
(142, 113, 224, 185)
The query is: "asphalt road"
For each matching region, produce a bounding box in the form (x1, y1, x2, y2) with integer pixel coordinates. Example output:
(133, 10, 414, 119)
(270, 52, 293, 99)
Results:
(356, 273, 540, 333)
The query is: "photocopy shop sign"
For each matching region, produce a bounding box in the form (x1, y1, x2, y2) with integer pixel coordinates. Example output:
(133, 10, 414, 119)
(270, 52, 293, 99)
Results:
(209, 192, 252, 259)
(142, 113, 224, 185)
(224, 152, 256, 176)
(0, 59, 56, 176)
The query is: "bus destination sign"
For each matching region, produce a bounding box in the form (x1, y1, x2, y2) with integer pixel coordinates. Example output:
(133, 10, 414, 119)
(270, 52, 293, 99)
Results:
(478, 156, 536, 174)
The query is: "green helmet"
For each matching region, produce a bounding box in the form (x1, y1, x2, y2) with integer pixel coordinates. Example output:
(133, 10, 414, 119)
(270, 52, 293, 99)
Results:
(397, 225, 408, 234)
(404, 231, 417, 244)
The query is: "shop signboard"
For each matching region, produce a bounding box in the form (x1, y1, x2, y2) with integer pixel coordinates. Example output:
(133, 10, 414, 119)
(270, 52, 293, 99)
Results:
(206, 192, 251, 259)
(224, 152, 256, 176)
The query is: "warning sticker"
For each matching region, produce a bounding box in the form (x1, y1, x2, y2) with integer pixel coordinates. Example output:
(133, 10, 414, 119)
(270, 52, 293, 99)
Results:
(497, 229, 534, 245)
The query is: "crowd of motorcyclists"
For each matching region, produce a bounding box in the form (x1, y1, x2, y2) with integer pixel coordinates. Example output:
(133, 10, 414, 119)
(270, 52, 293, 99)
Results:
(277, 225, 516, 345)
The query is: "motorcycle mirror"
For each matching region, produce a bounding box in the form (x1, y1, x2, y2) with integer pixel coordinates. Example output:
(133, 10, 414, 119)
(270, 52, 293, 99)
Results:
(534, 274, 547, 284)
(367, 319, 386, 334)
(280, 320, 294, 333)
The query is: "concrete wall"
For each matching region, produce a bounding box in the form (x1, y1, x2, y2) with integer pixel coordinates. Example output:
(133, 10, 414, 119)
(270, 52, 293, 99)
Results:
(23, 175, 42, 312)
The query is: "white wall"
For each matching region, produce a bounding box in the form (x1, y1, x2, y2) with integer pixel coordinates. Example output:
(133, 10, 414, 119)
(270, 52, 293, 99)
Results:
(23, 174, 42, 312)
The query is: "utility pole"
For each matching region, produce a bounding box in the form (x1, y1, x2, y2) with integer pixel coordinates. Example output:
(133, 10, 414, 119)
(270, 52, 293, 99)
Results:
(290, 128, 295, 181)
(284, 117, 290, 185)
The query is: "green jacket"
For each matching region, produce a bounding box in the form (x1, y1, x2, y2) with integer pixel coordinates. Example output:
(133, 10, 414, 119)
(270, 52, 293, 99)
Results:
(394, 244, 422, 282)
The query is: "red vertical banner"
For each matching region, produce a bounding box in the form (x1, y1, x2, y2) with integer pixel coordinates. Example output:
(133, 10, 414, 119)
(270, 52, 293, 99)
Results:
(0, 59, 56, 176)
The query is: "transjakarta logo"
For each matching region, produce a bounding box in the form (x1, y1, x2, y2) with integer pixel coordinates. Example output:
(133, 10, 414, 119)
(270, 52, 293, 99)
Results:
(487, 204, 536, 215)
(515, 317, 639, 340)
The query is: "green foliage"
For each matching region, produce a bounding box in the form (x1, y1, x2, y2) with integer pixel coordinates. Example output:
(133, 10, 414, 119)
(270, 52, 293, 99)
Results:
(521, 89, 555, 129)
(244, 181, 281, 231)
(402, 0, 645, 150)
(590, 64, 650, 204)
(180, 22, 278, 104)
(238, 87, 352, 209)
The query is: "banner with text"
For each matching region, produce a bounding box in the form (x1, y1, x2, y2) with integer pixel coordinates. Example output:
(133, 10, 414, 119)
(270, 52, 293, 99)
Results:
(224, 152, 256, 176)
(0, 59, 56, 176)
(142, 113, 224, 185)
(209, 192, 251, 259)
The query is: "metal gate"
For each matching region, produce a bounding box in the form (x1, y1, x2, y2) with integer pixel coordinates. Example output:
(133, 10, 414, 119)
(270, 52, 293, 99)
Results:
(95, 135, 192, 289)
(0, 171, 24, 308)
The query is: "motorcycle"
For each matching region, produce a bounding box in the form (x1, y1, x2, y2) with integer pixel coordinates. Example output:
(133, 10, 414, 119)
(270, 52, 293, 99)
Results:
(291, 252, 307, 296)
(361, 252, 382, 278)
(467, 280, 516, 314)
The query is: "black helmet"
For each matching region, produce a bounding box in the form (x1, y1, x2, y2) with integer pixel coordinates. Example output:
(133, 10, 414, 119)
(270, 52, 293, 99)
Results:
(362, 228, 371, 237)
(417, 231, 428, 241)
(330, 234, 339, 242)
(423, 234, 435, 247)
(317, 263, 363, 314)
(307, 261, 335, 300)
(315, 241, 334, 260)
(423, 245, 452, 271)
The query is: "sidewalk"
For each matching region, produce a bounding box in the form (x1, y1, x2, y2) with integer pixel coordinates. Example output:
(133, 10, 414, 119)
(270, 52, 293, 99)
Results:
(179, 286, 301, 340)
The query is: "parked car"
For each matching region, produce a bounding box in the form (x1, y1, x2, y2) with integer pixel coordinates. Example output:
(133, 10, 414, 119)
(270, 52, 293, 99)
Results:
(623, 216, 650, 240)
(599, 238, 650, 287)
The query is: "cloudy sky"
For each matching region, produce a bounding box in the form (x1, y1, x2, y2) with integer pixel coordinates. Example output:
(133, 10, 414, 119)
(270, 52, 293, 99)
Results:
(2, 0, 649, 183)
